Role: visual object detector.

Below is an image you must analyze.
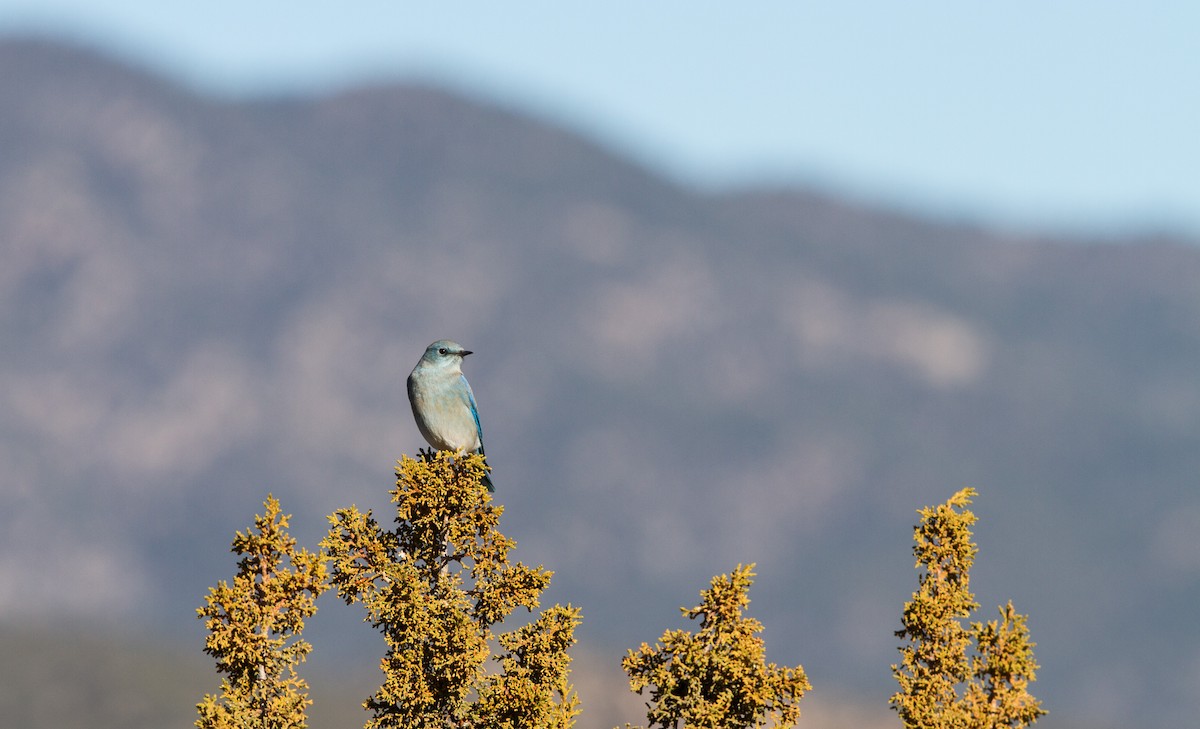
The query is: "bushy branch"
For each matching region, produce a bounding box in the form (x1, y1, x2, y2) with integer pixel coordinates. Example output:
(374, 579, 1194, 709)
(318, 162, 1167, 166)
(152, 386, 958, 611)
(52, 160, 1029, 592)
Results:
(890, 488, 1045, 729)
(321, 451, 580, 729)
(196, 495, 328, 729)
(622, 564, 810, 729)
(965, 602, 1046, 729)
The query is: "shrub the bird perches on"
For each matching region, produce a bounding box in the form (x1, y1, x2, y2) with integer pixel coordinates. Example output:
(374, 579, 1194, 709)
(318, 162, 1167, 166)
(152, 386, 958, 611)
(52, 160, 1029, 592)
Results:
(322, 451, 580, 729)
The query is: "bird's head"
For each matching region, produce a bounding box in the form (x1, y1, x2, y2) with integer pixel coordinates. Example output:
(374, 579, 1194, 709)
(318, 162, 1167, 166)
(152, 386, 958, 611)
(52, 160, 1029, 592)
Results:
(421, 339, 473, 368)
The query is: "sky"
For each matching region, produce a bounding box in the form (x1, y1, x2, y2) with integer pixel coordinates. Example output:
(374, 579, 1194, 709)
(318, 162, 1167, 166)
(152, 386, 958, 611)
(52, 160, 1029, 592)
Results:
(1, 1, 1197, 236)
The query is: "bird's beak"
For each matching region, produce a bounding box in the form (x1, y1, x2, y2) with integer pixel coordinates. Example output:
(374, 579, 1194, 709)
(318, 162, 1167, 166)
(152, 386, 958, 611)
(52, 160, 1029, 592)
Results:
(461, 350, 473, 357)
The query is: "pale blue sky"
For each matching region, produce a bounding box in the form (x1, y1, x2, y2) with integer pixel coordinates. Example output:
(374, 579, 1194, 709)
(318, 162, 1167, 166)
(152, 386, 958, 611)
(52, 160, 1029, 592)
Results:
(2, 1, 1197, 235)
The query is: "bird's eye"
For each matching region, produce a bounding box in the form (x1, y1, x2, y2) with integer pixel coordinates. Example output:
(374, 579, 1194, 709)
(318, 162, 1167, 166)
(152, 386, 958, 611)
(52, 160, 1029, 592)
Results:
(438, 348, 448, 355)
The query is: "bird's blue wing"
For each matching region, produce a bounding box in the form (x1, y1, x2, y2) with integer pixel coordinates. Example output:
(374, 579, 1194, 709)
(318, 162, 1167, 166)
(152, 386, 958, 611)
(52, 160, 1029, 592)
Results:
(460, 373, 494, 492)
(460, 374, 485, 455)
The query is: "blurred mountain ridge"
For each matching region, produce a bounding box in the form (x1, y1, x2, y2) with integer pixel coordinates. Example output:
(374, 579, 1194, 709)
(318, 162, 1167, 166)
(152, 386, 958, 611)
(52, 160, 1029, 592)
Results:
(0, 37, 1196, 729)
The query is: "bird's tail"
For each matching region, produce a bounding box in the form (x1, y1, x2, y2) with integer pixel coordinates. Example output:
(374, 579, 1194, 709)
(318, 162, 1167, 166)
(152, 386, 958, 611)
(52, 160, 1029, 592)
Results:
(477, 449, 495, 493)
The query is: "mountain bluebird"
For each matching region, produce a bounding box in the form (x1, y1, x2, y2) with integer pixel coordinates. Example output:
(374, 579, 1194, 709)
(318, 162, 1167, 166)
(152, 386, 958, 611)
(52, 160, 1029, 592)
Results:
(407, 339, 494, 491)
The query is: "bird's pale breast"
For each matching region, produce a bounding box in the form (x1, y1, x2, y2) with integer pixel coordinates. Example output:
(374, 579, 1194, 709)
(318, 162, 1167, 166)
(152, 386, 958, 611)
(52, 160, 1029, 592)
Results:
(408, 371, 481, 452)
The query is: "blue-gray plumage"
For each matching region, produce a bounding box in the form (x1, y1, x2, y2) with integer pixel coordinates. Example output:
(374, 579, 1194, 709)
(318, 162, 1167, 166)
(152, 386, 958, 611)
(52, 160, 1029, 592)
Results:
(407, 339, 494, 491)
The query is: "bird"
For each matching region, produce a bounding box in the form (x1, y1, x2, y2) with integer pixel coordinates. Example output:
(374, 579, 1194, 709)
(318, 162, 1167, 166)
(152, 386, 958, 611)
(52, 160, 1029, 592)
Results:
(407, 339, 494, 491)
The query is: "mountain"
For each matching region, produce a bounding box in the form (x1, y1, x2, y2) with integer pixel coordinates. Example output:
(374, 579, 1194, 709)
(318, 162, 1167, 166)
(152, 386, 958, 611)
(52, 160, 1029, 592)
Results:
(2, 37, 1198, 728)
